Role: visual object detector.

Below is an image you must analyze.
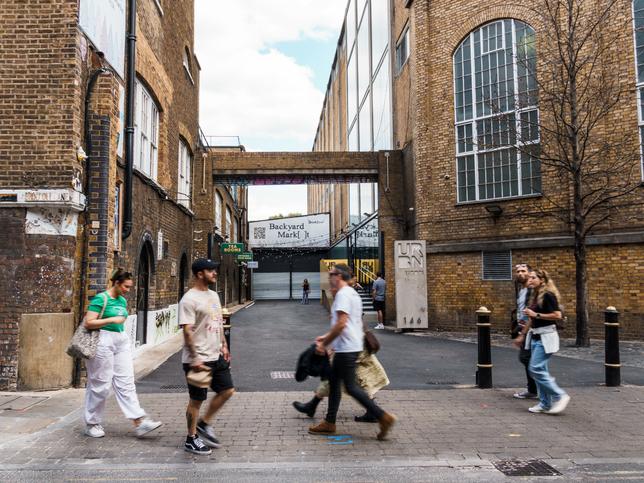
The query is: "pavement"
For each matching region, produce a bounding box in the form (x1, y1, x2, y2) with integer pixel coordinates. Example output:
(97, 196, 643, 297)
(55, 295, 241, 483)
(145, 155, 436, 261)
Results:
(1, 300, 644, 482)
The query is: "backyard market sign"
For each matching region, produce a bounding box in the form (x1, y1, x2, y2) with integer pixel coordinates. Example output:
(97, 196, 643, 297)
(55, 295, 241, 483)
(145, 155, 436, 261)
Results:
(248, 213, 330, 249)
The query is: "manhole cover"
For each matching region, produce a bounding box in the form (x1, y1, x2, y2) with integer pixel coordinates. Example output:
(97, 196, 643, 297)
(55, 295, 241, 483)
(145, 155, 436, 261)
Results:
(493, 459, 562, 477)
(270, 371, 295, 379)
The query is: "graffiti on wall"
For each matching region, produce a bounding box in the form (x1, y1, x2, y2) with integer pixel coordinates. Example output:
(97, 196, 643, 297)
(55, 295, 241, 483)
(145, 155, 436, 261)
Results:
(148, 304, 179, 345)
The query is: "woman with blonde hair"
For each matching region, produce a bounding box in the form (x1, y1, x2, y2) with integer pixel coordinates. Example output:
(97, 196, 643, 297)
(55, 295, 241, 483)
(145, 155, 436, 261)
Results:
(514, 269, 570, 415)
(82, 268, 162, 438)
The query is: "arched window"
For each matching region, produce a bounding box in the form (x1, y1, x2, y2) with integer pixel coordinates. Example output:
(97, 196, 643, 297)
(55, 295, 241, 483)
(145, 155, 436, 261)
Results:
(633, 0, 644, 177)
(453, 19, 540, 202)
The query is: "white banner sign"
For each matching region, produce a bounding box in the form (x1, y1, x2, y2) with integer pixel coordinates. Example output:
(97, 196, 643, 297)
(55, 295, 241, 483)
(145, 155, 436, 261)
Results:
(249, 214, 330, 248)
(79, 0, 126, 78)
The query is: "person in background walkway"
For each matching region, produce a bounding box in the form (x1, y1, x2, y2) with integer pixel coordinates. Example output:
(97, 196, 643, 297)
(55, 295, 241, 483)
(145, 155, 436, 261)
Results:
(308, 264, 396, 440)
(514, 269, 571, 415)
(83, 269, 162, 439)
(180, 258, 235, 455)
(512, 263, 538, 400)
(302, 279, 310, 305)
(372, 272, 386, 330)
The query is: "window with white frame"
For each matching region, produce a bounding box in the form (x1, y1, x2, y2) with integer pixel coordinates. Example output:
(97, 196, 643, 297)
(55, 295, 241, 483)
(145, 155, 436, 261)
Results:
(395, 25, 409, 74)
(134, 80, 159, 180)
(453, 19, 540, 203)
(215, 192, 223, 232)
(225, 206, 232, 239)
(183, 47, 195, 85)
(178, 140, 192, 208)
(633, 0, 644, 178)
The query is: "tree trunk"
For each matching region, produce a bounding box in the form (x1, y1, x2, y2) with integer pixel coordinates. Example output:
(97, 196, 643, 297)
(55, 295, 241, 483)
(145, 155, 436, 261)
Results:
(574, 237, 590, 346)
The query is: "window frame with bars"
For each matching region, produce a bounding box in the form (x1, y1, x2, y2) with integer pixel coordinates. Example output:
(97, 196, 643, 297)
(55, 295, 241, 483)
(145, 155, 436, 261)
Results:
(633, 0, 644, 181)
(453, 19, 541, 204)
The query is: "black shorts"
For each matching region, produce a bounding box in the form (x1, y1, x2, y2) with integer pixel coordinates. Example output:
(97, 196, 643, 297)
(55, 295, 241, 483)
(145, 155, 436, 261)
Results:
(183, 356, 234, 401)
(373, 300, 386, 313)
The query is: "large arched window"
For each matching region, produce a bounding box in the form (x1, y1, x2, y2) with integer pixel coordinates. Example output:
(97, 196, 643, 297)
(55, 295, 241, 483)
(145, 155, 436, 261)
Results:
(633, 0, 644, 178)
(453, 19, 540, 202)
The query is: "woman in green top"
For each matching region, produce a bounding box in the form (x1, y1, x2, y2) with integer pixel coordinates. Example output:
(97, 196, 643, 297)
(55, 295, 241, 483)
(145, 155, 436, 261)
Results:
(83, 268, 162, 438)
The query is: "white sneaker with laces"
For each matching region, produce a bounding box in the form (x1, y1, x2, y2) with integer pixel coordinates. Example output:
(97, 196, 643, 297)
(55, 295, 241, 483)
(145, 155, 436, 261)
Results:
(546, 394, 570, 415)
(135, 417, 163, 437)
(528, 403, 547, 413)
(84, 424, 105, 438)
(374, 323, 385, 330)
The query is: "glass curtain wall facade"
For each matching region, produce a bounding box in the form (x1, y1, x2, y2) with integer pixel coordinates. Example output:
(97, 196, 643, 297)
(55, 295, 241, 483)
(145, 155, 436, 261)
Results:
(346, 0, 391, 227)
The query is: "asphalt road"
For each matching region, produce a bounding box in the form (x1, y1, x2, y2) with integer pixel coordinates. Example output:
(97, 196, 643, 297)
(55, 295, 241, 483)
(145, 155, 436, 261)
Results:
(138, 300, 644, 393)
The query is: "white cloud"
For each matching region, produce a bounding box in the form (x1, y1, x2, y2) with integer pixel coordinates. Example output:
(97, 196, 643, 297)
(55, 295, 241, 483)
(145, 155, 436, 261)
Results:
(195, 0, 347, 151)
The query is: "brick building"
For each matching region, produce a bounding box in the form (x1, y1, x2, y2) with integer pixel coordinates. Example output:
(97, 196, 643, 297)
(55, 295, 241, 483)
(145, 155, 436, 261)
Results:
(0, 0, 208, 390)
(309, 0, 644, 338)
(192, 138, 250, 307)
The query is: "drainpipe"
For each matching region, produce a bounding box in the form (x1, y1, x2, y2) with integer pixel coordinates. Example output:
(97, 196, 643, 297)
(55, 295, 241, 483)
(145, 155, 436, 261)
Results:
(73, 67, 112, 387)
(122, 0, 137, 241)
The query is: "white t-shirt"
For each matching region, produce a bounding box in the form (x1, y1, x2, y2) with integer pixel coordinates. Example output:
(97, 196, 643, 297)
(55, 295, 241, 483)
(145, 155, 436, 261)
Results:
(330, 285, 364, 353)
(178, 288, 224, 364)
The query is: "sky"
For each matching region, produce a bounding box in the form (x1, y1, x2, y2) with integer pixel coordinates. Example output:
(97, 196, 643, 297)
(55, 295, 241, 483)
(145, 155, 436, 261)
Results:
(194, 0, 347, 221)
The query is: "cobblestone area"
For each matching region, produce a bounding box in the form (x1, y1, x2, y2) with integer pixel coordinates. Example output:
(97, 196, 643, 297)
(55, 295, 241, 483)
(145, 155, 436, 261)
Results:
(1, 387, 643, 467)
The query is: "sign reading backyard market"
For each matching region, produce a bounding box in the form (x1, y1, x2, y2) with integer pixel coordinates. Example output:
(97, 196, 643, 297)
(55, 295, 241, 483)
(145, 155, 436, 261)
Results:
(236, 252, 253, 261)
(221, 243, 244, 255)
(248, 213, 330, 249)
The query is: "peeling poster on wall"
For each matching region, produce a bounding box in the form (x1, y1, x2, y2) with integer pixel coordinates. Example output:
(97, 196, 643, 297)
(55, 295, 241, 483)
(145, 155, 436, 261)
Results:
(25, 208, 78, 237)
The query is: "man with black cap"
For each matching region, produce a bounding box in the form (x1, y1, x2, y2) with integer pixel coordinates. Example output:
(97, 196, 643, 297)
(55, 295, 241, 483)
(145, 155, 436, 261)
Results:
(179, 258, 234, 455)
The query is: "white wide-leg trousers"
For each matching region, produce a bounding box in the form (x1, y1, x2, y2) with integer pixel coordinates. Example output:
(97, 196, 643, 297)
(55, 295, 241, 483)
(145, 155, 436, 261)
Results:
(84, 330, 146, 425)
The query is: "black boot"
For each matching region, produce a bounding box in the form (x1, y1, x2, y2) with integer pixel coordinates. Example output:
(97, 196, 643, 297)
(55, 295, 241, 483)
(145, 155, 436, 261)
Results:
(354, 401, 379, 423)
(292, 396, 321, 418)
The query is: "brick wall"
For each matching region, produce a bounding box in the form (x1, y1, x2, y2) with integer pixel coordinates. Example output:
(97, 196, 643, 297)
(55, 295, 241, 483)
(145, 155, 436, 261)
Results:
(0, 0, 201, 389)
(409, 0, 643, 336)
(0, 0, 82, 190)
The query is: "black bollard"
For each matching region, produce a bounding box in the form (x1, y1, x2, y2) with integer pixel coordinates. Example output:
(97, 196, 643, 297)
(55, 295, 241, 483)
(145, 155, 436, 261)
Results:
(476, 306, 493, 388)
(223, 309, 232, 351)
(604, 306, 620, 387)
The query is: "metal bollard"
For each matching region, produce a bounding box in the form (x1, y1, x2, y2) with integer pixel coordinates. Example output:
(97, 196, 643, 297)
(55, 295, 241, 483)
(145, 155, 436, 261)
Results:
(604, 306, 620, 387)
(476, 306, 493, 388)
(223, 309, 231, 351)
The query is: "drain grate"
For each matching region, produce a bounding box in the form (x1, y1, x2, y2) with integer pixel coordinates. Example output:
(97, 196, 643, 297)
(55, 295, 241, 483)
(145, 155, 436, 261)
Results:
(159, 384, 187, 391)
(493, 459, 562, 477)
(426, 380, 459, 385)
(270, 371, 295, 379)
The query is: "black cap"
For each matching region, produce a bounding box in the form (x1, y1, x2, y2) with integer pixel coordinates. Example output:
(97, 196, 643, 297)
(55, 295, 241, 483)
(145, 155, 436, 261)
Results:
(191, 258, 220, 275)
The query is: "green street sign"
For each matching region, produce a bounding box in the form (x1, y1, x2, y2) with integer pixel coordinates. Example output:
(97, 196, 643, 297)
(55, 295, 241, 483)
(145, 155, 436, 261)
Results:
(221, 243, 244, 255)
(236, 252, 253, 261)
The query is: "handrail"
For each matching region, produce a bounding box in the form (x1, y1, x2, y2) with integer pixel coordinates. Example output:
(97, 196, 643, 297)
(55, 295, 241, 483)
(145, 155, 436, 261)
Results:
(357, 264, 377, 284)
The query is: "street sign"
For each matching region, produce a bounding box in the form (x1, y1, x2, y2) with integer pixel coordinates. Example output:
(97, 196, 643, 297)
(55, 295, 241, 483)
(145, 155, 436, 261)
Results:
(247, 261, 258, 269)
(221, 243, 244, 255)
(236, 252, 253, 261)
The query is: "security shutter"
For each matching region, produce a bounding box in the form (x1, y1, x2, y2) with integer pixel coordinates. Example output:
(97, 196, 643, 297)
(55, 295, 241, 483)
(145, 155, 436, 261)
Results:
(482, 250, 512, 280)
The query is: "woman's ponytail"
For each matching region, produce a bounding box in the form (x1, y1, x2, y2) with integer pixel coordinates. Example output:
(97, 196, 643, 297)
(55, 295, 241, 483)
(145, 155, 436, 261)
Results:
(110, 267, 133, 284)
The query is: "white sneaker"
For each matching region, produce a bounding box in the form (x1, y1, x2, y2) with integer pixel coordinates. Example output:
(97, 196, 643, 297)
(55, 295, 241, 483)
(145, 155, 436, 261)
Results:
(546, 394, 570, 415)
(374, 323, 385, 330)
(135, 417, 163, 437)
(528, 403, 547, 413)
(84, 424, 105, 438)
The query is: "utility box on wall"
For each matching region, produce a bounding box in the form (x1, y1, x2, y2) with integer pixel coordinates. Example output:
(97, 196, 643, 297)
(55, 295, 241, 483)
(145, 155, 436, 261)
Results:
(18, 313, 75, 390)
(394, 240, 428, 330)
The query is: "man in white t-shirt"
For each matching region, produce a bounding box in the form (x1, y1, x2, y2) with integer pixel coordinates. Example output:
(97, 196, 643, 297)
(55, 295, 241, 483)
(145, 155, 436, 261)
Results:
(308, 263, 397, 441)
(179, 258, 234, 455)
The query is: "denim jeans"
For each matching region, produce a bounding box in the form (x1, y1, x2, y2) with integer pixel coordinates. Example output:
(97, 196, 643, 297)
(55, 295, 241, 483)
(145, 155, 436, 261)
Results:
(519, 346, 537, 394)
(528, 339, 566, 409)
